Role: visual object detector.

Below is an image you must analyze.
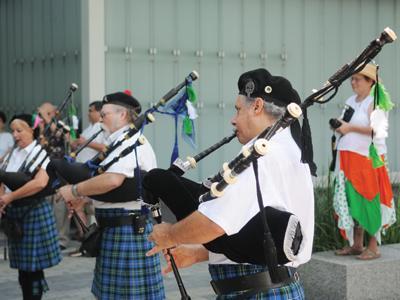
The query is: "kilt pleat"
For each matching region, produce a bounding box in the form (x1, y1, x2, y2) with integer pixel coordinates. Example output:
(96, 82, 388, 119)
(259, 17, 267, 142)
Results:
(92, 208, 165, 300)
(6, 199, 61, 271)
(208, 264, 305, 300)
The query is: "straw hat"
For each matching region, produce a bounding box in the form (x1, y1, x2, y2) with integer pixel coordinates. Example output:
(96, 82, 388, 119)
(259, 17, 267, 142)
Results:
(357, 63, 379, 82)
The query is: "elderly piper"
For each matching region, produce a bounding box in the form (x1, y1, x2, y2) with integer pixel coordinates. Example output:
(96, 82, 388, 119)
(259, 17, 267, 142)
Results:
(58, 92, 165, 299)
(145, 68, 315, 299)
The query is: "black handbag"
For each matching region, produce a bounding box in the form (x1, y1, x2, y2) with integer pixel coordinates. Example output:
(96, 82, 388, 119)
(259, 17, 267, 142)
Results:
(1, 217, 24, 241)
(79, 223, 103, 257)
(1, 200, 39, 241)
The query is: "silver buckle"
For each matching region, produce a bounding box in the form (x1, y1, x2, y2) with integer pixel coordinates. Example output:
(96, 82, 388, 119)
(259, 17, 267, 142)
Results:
(293, 271, 300, 281)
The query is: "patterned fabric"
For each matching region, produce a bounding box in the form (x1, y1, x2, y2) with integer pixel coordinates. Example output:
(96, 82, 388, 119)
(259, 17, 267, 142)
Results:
(6, 199, 61, 271)
(92, 208, 165, 300)
(208, 264, 305, 300)
(333, 150, 396, 244)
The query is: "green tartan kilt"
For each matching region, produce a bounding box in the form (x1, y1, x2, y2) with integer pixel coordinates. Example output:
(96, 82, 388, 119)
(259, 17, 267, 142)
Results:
(6, 199, 61, 271)
(92, 208, 165, 300)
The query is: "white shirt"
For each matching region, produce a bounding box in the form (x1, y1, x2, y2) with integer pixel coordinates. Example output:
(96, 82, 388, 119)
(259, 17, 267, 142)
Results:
(198, 128, 314, 267)
(0, 132, 14, 159)
(76, 122, 107, 163)
(4, 140, 50, 193)
(93, 125, 157, 209)
(337, 95, 387, 156)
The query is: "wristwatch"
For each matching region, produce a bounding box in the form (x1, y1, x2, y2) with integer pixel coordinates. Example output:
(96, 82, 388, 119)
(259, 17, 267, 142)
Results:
(71, 184, 82, 198)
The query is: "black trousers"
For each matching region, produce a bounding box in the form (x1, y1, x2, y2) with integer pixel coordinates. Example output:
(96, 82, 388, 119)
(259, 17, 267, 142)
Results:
(18, 270, 44, 300)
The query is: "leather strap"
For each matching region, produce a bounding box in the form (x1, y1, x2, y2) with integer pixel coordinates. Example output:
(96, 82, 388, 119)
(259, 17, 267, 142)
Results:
(97, 214, 142, 228)
(210, 267, 298, 297)
(11, 198, 44, 208)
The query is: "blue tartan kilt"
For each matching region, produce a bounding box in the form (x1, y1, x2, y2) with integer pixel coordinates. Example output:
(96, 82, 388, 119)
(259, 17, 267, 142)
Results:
(6, 199, 61, 271)
(209, 264, 305, 300)
(92, 208, 165, 300)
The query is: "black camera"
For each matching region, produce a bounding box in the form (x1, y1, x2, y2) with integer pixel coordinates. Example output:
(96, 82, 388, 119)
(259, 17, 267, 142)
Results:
(329, 105, 355, 130)
(329, 118, 342, 129)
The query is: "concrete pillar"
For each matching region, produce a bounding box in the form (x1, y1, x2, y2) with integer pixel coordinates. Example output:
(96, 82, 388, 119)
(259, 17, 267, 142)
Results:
(80, 0, 105, 128)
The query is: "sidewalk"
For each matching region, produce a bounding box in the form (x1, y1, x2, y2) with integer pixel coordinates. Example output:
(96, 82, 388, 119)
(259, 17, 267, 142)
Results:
(0, 243, 215, 299)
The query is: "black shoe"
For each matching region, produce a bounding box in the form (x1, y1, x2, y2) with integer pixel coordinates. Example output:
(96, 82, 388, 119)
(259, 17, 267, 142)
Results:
(60, 245, 67, 251)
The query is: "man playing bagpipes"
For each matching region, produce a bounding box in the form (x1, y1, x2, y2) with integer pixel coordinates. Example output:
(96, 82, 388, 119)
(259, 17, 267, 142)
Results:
(144, 68, 315, 299)
(37, 101, 73, 251)
(57, 92, 165, 299)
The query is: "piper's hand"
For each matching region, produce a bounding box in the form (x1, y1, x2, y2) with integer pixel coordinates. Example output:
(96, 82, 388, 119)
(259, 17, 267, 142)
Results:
(335, 120, 352, 135)
(67, 197, 85, 218)
(76, 137, 86, 146)
(146, 223, 176, 256)
(162, 245, 200, 275)
(57, 185, 76, 207)
(0, 194, 13, 214)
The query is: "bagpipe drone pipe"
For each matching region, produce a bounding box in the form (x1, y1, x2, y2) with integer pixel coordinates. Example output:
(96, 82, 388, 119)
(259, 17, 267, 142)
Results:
(40, 83, 79, 142)
(46, 71, 199, 203)
(0, 143, 54, 201)
(144, 27, 397, 284)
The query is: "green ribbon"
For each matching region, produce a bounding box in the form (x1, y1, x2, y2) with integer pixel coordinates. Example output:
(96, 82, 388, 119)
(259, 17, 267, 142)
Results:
(70, 128, 77, 140)
(368, 143, 384, 169)
(68, 104, 78, 141)
(371, 82, 394, 112)
(183, 116, 193, 135)
(186, 85, 197, 103)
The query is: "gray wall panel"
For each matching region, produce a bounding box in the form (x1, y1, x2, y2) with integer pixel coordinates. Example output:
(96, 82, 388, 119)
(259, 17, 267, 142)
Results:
(1, 0, 398, 180)
(0, 0, 81, 116)
(101, 0, 400, 180)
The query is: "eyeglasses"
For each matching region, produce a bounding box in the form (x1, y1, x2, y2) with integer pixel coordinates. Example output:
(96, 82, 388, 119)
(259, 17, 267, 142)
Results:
(100, 111, 113, 118)
(351, 77, 365, 83)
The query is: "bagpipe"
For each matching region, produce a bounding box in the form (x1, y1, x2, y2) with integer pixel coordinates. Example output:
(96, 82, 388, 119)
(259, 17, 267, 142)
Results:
(46, 71, 199, 203)
(0, 142, 53, 201)
(0, 83, 81, 201)
(39, 83, 79, 148)
(169, 131, 237, 176)
(145, 27, 397, 284)
(48, 72, 198, 300)
(69, 128, 104, 159)
(200, 27, 396, 283)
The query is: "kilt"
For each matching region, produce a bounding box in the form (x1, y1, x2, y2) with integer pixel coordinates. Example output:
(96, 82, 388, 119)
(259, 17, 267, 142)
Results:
(208, 264, 305, 300)
(6, 199, 61, 271)
(91, 208, 165, 300)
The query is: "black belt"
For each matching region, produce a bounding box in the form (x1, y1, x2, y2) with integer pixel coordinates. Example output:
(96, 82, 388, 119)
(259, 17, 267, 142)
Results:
(210, 266, 299, 298)
(97, 215, 140, 227)
(96, 214, 148, 234)
(11, 198, 44, 208)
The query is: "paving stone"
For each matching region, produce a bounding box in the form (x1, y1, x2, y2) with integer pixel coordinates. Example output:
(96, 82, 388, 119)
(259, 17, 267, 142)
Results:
(0, 246, 214, 299)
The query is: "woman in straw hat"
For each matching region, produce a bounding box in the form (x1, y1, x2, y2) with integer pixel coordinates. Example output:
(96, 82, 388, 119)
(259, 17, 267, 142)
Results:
(332, 63, 396, 260)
